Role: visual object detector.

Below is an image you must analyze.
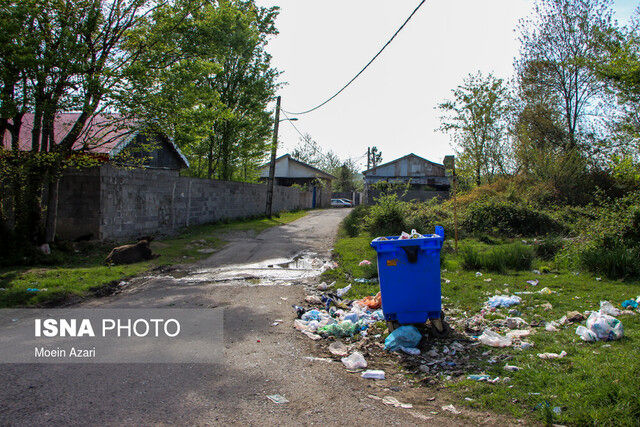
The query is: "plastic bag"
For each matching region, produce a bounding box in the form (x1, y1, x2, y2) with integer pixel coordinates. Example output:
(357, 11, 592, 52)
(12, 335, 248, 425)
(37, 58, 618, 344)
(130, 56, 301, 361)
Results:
(478, 329, 512, 347)
(586, 311, 624, 341)
(361, 369, 385, 379)
(599, 300, 622, 317)
(487, 295, 522, 308)
(575, 325, 597, 342)
(341, 351, 367, 370)
(336, 284, 351, 298)
(317, 320, 365, 338)
(355, 292, 382, 310)
(384, 325, 422, 351)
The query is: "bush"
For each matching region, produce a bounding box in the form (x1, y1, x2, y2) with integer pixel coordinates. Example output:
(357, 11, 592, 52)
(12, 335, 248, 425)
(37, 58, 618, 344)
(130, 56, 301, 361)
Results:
(534, 237, 564, 260)
(580, 243, 640, 280)
(342, 205, 370, 237)
(364, 194, 407, 237)
(461, 243, 534, 273)
(462, 200, 565, 237)
(405, 200, 455, 238)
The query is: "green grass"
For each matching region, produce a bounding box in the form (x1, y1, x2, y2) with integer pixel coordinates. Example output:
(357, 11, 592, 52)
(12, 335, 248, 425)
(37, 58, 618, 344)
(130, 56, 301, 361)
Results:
(329, 219, 640, 424)
(461, 242, 534, 273)
(0, 210, 308, 308)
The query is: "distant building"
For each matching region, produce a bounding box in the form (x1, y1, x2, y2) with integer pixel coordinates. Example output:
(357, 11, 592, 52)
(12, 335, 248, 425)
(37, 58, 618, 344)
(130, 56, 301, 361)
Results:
(1, 113, 189, 170)
(259, 154, 335, 188)
(362, 153, 450, 204)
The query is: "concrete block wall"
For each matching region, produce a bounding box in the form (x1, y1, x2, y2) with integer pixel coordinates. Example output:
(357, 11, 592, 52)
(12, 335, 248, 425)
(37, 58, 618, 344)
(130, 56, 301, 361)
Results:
(56, 165, 316, 241)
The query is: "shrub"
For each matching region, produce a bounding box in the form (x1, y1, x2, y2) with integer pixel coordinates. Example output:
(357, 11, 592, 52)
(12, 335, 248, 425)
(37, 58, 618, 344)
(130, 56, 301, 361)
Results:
(580, 243, 640, 280)
(364, 193, 407, 237)
(405, 200, 455, 237)
(461, 243, 534, 273)
(462, 200, 565, 237)
(534, 237, 564, 260)
(342, 205, 370, 237)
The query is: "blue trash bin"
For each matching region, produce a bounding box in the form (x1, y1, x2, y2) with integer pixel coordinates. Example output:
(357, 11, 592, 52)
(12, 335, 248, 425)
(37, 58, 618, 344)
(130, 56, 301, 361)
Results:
(370, 226, 445, 324)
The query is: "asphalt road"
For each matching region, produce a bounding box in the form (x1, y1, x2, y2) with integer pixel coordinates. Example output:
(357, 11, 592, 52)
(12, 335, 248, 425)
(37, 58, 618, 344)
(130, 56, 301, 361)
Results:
(0, 209, 512, 425)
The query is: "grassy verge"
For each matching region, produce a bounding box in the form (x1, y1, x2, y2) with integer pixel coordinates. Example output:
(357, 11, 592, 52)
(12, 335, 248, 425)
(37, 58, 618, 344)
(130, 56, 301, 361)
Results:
(0, 210, 308, 308)
(329, 218, 640, 424)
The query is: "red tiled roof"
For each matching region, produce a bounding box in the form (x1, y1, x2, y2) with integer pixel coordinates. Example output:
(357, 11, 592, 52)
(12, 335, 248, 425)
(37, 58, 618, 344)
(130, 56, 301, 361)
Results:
(1, 113, 137, 155)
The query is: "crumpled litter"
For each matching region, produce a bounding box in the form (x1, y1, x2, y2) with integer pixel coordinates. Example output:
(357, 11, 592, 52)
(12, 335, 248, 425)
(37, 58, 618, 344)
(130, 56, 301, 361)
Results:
(526, 280, 539, 286)
(538, 350, 567, 359)
(341, 351, 367, 370)
(600, 300, 622, 316)
(622, 299, 638, 309)
(329, 341, 349, 356)
(361, 369, 385, 379)
(538, 287, 555, 295)
(479, 329, 512, 347)
(355, 292, 382, 310)
(442, 404, 461, 414)
(487, 295, 522, 308)
(358, 260, 372, 266)
(576, 309, 624, 342)
(384, 325, 422, 351)
(318, 320, 366, 338)
(336, 284, 351, 297)
(379, 395, 413, 408)
(305, 295, 323, 304)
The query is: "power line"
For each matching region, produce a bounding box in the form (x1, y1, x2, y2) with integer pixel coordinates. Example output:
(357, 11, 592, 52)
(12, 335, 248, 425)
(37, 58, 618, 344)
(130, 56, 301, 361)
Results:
(282, 0, 427, 116)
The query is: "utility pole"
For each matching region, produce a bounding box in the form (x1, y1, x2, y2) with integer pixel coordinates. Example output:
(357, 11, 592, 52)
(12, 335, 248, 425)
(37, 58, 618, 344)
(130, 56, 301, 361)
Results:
(367, 147, 371, 170)
(265, 96, 281, 218)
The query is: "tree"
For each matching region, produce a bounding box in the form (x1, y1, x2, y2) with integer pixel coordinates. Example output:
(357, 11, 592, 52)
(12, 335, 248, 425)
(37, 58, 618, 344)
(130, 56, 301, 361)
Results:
(516, 0, 615, 151)
(1, 0, 174, 243)
(438, 72, 510, 186)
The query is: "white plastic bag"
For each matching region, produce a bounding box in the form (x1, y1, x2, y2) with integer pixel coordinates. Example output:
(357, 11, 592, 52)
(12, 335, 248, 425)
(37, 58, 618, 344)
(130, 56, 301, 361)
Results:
(361, 369, 385, 379)
(479, 329, 512, 347)
(341, 351, 367, 370)
(575, 325, 597, 342)
(599, 300, 622, 317)
(586, 311, 624, 341)
(336, 284, 351, 297)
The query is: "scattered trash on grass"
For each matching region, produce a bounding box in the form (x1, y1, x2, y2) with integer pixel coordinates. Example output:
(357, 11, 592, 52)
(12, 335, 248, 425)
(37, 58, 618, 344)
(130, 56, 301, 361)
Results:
(579, 309, 624, 341)
(336, 284, 352, 297)
(341, 351, 367, 370)
(538, 287, 555, 295)
(479, 329, 512, 347)
(266, 394, 289, 404)
(487, 295, 521, 308)
(361, 369, 385, 379)
(622, 299, 638, 309)
(526, 280, 539, 286)
(504, 364, 521, 371)
(305, 295, 323, 304)
(538, 351, 567, 359)
(358, 260, 372, 266)
(475, 272, 483, 277)
(600, 300, 622, 317)
(385, 326, 422, 351)
(355, 292, 382, 310)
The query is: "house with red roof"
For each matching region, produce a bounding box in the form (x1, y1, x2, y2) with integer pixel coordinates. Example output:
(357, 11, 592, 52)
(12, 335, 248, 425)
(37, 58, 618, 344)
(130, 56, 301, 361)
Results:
(1, 113, 189, 170)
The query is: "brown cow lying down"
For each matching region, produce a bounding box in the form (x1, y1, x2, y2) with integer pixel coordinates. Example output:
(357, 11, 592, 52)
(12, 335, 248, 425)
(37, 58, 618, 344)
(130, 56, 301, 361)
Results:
(106, 239, 159, 265)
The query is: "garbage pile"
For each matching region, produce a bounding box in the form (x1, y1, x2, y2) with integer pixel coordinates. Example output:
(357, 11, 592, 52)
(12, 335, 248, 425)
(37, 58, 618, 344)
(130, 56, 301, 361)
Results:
(575, 300, 628, 342)
(375, 229, 424, 241)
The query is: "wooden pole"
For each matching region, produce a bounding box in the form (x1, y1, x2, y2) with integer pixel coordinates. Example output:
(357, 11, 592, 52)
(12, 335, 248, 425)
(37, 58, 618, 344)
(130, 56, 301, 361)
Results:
(265, 96, 281, 218)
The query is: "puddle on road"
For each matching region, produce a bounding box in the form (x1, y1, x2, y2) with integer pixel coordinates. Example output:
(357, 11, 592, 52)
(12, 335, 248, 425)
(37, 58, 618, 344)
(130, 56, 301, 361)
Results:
(155, 251, 331, 287)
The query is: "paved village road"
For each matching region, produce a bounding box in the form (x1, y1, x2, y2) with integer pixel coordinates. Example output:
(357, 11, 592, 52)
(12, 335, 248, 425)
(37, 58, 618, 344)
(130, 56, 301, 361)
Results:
(0, 209, 511, 426)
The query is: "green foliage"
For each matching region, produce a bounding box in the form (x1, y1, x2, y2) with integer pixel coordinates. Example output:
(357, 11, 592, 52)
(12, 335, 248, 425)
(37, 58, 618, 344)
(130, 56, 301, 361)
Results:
(534, 236, 564, 261)
(364, 193, 407, 237)
(460, 242, 534, 273)
(341, 205, 370, 238)
(462, 200, 565, 237)
(580, 243, 640, 280)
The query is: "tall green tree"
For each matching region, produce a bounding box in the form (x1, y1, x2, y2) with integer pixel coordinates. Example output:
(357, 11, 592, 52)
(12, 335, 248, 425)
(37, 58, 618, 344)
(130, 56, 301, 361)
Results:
(438, 72, 510, 186)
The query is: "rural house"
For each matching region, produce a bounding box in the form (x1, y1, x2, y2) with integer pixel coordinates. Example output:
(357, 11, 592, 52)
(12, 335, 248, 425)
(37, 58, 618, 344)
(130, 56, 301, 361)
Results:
(362, 153, 450, 204)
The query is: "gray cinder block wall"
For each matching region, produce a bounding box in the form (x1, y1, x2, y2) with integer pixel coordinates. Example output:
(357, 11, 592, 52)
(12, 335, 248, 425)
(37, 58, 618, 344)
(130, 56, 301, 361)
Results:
(56, 165, 323, 241)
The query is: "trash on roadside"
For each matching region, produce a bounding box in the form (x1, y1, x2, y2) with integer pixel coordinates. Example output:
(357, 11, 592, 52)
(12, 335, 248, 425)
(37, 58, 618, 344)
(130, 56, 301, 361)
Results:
(26, 288, 47, 292)
(301, 331, 322, 340)
(576, 325, 598, 342)
(266, 394, 289, 404)
(318, 320, 365, 338)
(504, 364, 521, 371)
(538, 350, 567, 359)
(317, 282, 329, 291)
(399, 346, 421, 355)
(341, 351, 367, 370)
(305, 295, 323, 305)
(359, 260, 372, 266)
(328, 341, 349, 356)
(361, 369, 385, 379)
(384, 326, 422, 351)
(487, 295, 522, 308)
(381, 396, 413, 409)
(540, 302, 553, 310)
(621, 299, 638, 309)
(526, 280, 539, 286)
(336, 284, 352, 297)
(479, 329, 512, 347)
(467, 374, 492, 382)
(441, 404, 461, 414)
(506, 329, 531, 340)
(303, 356, 332, 363)
(566, 311, 585, 323)
(355, 292, 382, 310)
(538, 287, 555, 295)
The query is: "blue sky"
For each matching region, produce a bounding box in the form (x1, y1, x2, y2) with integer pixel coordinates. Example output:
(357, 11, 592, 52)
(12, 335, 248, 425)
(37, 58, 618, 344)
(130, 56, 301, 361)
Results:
(257, 0, 639, 170)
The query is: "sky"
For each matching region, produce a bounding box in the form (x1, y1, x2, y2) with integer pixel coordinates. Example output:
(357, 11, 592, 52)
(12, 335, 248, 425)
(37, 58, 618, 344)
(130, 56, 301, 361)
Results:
(256, 0, 639, 171)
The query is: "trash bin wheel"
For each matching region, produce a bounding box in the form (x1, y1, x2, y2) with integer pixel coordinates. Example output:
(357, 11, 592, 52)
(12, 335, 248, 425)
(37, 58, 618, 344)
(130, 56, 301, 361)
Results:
(387, 320, 400, 332)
